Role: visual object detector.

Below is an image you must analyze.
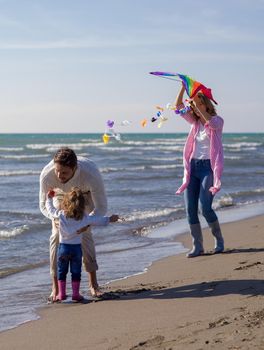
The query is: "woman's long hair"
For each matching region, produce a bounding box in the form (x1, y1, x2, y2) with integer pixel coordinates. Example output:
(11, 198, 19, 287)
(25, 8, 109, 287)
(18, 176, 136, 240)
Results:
(189, 92, 217, 120)
(197, 92, 217, 116)
(62, 187, 85, 220)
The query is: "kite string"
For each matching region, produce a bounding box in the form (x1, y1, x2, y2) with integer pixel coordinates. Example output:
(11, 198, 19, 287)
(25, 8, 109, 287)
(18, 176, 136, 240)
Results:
(153, 76, 182, 83)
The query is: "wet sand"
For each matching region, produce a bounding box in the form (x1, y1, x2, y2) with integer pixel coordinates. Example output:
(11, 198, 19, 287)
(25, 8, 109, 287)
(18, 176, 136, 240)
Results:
(1, 215, 264, 349)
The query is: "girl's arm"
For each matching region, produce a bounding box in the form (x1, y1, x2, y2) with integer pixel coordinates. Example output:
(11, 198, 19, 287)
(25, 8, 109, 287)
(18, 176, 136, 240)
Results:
(76, 214, 119, 234)
(45, 194, 61, 219)
(81, 214, 110, 227)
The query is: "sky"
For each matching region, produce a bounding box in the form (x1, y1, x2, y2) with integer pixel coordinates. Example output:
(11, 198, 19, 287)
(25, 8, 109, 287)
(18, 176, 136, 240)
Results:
(0, 0, 263, 133)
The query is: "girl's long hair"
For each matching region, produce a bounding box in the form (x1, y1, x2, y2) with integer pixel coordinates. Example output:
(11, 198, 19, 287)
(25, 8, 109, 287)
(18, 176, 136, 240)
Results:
(62, 187, 85, 220)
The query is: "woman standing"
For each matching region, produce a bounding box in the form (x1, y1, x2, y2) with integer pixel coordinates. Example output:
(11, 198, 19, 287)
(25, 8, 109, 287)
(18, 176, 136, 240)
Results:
(175, 84, 224, 257)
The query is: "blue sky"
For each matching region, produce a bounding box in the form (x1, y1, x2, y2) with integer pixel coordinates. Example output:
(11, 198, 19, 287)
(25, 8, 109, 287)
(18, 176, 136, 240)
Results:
(0, 0, 263, 133)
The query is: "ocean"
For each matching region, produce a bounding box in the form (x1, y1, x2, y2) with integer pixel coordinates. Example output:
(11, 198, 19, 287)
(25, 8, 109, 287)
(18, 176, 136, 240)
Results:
(0, 133, 264, 332)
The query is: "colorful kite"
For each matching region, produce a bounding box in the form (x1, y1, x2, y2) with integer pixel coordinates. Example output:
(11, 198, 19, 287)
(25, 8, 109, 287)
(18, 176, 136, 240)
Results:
(149, 71, 217, 104)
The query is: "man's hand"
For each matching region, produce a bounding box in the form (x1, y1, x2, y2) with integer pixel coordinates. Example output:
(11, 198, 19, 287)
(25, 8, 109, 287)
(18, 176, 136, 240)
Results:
(76, 225, 90, 234)
(109, 214, 119, 223)
(53, 218, 59, 229)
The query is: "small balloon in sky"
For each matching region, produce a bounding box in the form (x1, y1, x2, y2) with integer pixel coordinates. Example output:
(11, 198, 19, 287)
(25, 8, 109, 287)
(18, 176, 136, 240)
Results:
(141, 119, 147, 127)
(113, 132, 121, 141)
(158, 116, 168, 128)
(102, 133, 110, 144)
(166, 103, 176, 110)
(107, 120, 115, 128)
(120, 120, 131, 126)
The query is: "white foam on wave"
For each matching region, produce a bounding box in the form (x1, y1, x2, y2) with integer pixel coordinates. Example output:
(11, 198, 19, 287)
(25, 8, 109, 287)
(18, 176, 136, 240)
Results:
(0, 170, 40, 176)
(232, 136, 250, 141)
(100, 146, 134, 152)
(100, 166, 145, 173)
(121, 139, 185, 146)
(0, 225, 29, 238)
(81, 138, 103, 143)
(0, 147, 24, 152)
(224, 142, 262, 147)
(148, 156, 182, 161)
(123, 207, 182, 222)
(254, 188, 264, 193)
(214, 194, 234, 209)
(224, 142, 261, 151)
(103, 145, 183, 152)
(100, 167, 120, 173)
(26, 143, 94, 152)
(100, 163, 182, 173)
(224, 155, 242, 160)
(158, 145, 183, 152)
(150, 164, 182, 170)
(117, 140, 149, 146)
(0, 154, 49, 160)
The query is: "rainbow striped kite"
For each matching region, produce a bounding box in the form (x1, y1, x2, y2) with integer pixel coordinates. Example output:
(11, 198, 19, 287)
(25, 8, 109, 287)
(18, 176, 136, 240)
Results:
(149, 71, 217, 104)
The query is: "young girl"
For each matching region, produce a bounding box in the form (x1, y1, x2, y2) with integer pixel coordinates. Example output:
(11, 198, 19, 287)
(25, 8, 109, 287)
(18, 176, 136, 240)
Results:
(175, 84, 224, 257)
(46, 187, 119, 301)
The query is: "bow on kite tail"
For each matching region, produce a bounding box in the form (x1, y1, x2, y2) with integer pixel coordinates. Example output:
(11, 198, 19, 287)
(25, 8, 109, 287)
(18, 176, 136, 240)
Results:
(149, 71, 217, 104)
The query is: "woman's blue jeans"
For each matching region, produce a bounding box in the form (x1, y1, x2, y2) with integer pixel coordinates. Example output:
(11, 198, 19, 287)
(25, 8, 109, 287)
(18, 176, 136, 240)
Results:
(184, 159, 218, 225)
(57, 243, 82, 281)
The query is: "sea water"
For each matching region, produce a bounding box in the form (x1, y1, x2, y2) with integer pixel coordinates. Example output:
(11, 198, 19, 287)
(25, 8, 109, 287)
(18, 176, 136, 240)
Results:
(0, 133, 263, 332)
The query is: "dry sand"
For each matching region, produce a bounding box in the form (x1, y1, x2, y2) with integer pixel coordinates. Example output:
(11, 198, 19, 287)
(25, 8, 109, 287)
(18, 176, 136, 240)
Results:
(1, 215, 264, 350)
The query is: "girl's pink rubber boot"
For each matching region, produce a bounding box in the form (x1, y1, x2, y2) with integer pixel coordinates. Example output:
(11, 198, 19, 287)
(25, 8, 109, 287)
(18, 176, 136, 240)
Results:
(57, 280, 67, 301)
(72, 281, 84, 302)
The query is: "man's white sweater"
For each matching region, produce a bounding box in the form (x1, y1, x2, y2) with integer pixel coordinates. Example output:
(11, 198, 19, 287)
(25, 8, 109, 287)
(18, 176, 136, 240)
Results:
(39, 156, 107, 220)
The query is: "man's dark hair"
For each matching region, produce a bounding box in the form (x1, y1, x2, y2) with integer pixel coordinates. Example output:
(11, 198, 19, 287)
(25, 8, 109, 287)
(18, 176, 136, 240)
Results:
(53, 148, 77, 169)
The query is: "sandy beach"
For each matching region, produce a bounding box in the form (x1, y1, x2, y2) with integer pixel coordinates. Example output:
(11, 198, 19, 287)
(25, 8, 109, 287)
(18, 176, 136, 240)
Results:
(1, 215, 264, 350)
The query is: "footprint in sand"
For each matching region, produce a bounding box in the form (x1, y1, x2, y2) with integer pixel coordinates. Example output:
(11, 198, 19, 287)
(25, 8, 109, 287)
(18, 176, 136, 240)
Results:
(234, 261, 262, 271)
(208, 317, 231, 329)
(130, 335, 165, 349)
